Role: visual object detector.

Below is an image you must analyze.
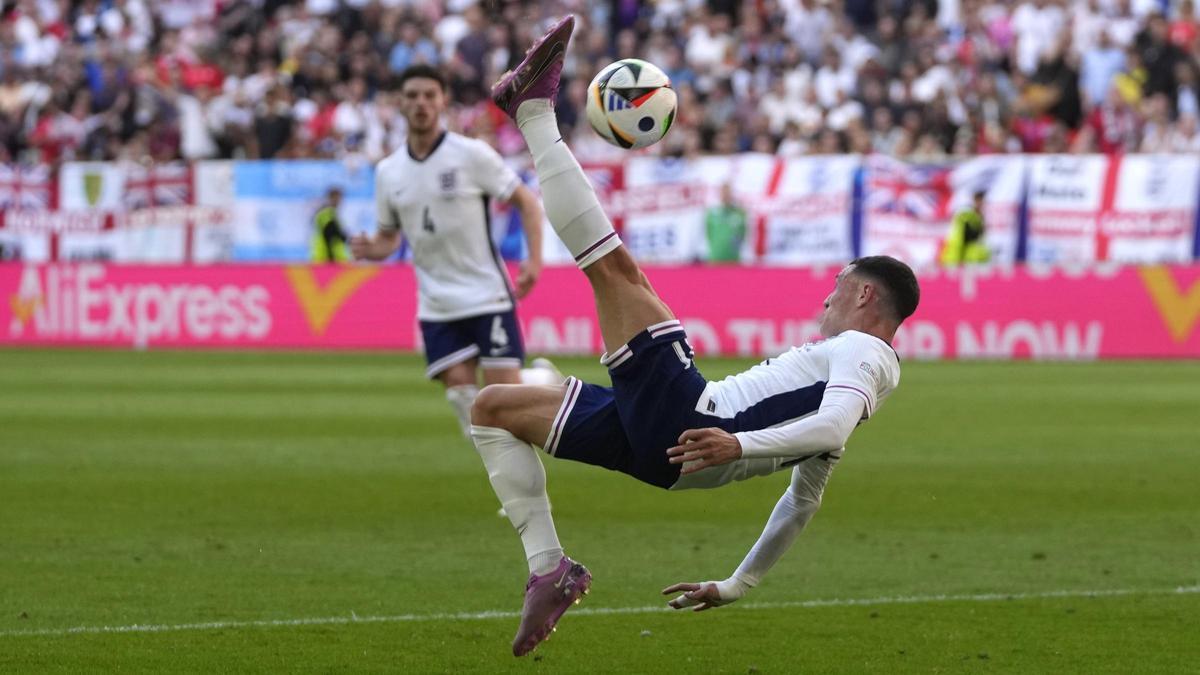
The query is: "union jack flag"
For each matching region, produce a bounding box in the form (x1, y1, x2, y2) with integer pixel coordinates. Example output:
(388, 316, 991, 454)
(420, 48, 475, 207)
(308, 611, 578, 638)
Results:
(0, 164, 53, 210)
(863, 156, 952, 222)
(123, 162, 193, 209)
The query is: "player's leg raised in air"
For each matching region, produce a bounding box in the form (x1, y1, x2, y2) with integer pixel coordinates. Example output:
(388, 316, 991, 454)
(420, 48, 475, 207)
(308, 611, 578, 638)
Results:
(469, 15, 707, 656)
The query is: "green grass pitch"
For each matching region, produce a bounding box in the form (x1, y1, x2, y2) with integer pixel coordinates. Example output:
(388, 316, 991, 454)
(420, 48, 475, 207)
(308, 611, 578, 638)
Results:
(1, 350, 1197, 673)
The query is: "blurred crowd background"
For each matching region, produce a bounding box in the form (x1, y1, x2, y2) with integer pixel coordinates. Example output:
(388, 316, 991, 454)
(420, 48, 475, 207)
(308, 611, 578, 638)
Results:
(1, 0, 1198, 167)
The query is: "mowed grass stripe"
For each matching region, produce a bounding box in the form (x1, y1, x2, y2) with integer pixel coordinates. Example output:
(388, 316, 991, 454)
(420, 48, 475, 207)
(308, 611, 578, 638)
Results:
(2, 585, 1196, 638)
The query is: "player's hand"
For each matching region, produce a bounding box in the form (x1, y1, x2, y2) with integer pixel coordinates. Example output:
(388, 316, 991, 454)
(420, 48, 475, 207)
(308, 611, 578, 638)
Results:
(515, 259, 541, 299)
(666, 428, 742, 475)
(349, 234, 372, 260)
(661, 579, 745, 611)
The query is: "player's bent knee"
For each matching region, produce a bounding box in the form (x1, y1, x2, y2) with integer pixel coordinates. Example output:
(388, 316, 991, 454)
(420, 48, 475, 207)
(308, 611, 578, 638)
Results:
(470, 384, 511, 428)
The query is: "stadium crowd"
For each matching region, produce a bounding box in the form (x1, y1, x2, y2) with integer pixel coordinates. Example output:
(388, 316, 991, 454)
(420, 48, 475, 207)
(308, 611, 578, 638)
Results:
(1, 0, 1199, 166)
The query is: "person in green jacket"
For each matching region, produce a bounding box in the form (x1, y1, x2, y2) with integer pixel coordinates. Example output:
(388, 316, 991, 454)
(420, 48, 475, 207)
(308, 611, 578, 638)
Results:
(705, 183, 747, 264)
(940, 190, 990, 266)
(312, 187, 350, 263)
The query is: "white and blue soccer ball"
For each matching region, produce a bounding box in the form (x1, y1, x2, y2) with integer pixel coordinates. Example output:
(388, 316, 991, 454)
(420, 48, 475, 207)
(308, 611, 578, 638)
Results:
(585, 59, 677, 150)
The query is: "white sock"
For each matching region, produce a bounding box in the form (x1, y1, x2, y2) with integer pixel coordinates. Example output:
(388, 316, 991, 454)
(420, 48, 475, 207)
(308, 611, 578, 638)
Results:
(445, 384, 479, 439)
(470, 425, 564, 575)
(517, 99, 622, 269)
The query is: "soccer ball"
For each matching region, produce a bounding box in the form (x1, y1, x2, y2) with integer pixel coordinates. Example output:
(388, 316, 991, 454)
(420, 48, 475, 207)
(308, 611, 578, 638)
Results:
(585, 59, 677, 150)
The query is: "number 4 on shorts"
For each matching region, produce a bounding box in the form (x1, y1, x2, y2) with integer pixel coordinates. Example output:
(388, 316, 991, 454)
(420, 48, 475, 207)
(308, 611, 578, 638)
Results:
(491, 316, 509, 349)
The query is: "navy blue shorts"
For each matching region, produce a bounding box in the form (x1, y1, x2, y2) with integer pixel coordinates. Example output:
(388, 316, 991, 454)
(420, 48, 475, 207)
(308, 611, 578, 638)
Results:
(420, 310, 525, 379)
(544, 320, 716, 489)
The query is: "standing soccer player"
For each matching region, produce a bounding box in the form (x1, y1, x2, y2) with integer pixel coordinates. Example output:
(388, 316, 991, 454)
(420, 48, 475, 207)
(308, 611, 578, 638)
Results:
(351, 65, 562, 438)
(471, 17, 921, 656)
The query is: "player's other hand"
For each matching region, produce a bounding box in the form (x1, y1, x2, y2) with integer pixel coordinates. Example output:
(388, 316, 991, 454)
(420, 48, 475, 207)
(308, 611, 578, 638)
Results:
(662, 579, 746, 611)
(666, 428, 742, 474)
(515, 259, 541, 299)
(349, 234, 372, 260)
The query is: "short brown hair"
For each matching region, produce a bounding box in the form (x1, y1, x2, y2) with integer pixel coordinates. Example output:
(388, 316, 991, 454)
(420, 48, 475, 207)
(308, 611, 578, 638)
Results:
(850, 256, 920, 321)
(397, 64, 447, 92)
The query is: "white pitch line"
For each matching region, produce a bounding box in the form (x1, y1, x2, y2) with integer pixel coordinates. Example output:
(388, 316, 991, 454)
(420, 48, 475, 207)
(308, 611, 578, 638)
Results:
(2, 585, 1196, 639)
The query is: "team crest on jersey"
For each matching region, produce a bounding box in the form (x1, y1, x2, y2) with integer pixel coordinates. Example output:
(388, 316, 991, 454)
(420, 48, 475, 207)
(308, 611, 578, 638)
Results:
(439, 170, 457, 192)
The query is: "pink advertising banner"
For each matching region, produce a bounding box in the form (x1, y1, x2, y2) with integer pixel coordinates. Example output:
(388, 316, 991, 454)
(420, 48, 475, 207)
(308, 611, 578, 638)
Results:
(2, 263, 1199, 359)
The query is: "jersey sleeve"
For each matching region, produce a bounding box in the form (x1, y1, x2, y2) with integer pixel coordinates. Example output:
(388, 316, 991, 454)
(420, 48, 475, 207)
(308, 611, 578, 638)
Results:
(825, 335, 894, 420)
(734, 387, 865, 459)
(467, 139, 522, 201)
(375, 162, 400, 232)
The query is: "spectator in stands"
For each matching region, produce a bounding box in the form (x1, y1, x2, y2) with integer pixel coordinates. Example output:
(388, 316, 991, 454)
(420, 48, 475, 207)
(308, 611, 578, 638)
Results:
(760, 77, 792, 136)
(1168, 113, 1200, 150)
(870, 107, 903, 154)
(1031, 37, 1083, 129)
(254, 85, 292, 159)
(389, 20, 439, 73)
(1172, 0, 1199, 49)
(777, 121, 808, 156)
(1094, 83, 1137, 151)
(177, 84, 219, 160)
(1011, 95, 1057, 153)
(1175, 60, 1200, 119)
(701, 79, 738, 137)
(449, 4, 488, 102)
(1140, 93, 1174, 151)
(1138, 12, 1189, 103)
(1012, 0, 1067, 75)
(787, 0, 834, 64)
(686, 9, 733, 72)
(1080, 30, 1126, 109)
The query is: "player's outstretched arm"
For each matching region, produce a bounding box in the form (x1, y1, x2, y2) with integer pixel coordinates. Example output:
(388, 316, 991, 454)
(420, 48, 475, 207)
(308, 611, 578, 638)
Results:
(507, 185, 544, 299)
(664, 461, 832, 611)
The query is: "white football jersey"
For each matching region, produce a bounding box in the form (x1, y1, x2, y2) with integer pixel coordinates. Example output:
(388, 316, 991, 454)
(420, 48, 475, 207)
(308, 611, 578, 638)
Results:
(375, 132, 522, 322)
(672, 330, 901, 490)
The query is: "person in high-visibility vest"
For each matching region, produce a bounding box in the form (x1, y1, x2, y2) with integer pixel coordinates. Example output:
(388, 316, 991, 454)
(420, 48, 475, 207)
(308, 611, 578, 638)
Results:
(312, 187, 350, 262)
(940, 190, 990, 265)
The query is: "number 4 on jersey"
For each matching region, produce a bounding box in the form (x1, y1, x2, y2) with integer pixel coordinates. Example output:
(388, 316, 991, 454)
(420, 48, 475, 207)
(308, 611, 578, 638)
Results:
(422, 206, 435, 233)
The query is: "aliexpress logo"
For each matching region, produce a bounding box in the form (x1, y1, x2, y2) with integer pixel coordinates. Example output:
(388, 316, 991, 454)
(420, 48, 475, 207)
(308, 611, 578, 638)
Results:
(1139, 266, 1200, 343)
(285, 266, 380, 336)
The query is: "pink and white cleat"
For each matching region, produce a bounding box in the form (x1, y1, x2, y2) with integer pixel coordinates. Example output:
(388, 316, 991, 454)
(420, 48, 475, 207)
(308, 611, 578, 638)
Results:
(511, 555, 592, 657)
(491, 15, 575, 120)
